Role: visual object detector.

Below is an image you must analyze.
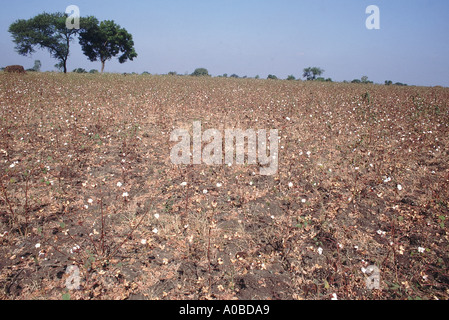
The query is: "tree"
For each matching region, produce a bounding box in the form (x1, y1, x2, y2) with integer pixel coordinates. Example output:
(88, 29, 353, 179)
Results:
(191, 68, 210, 77)
(303, 67, 325, 81)
(359, 76, 373, 84)
(9, 12, 81, 73)
(361, 76, 370, 84)
(27, 60, 41, 72)
(267, 74, 278, 80)
(287, 75, 296, 81)
(385, 80, 393, 86)
(79, 19, 137, 73)
(31, 60, 42, 72)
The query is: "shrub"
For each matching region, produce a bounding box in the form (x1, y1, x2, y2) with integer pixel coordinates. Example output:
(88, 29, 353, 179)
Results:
(287, 75, 296, 81)
(191, 68, 210, 77)
(267, 74, 278, 80)
(230, 74, 239, 78)
(5, 65, 26, 74)
(89, 69, 99, 74)
(73, 68, 87, 73)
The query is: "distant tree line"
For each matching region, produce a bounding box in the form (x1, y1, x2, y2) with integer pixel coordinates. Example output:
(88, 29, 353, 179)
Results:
(129, 67, 409, 86)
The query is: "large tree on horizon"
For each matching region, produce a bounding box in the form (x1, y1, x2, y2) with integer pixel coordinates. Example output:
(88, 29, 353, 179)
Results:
(78, 19, 137, 73)
(303, 67, 325, 81)
(8, 12, 80, 74)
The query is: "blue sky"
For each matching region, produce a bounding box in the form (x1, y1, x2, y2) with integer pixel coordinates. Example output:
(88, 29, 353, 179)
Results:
(1, 0, 448, 86)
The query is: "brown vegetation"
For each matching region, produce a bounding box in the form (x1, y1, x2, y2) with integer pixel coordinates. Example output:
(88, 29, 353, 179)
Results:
(0, 73, 448, 300)
(4, 65, 26, 74)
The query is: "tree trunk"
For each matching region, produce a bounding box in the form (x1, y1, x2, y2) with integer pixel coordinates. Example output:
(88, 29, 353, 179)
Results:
(63, 60, 67, 74)
(101, 60, 105, 73)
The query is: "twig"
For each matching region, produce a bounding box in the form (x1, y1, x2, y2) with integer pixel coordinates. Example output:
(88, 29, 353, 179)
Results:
(207, 224, 212, 291)
(100, 197, 105, 255)
(0, 179, 15, 223)
(106, 209, 148, 261)
(5, 268, 24, 296)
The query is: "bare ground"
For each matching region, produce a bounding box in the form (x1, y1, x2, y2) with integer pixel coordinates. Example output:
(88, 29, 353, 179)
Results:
(0, 73, 448, 300)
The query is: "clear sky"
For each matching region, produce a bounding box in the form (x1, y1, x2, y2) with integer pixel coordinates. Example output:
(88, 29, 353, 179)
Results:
(1, 0, 448, 86)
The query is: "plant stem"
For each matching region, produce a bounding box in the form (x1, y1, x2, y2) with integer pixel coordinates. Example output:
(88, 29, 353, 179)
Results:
(0, 179, 15, 223)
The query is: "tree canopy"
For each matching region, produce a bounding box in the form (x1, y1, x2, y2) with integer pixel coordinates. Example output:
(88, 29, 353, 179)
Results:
(9, 12, 137, 73)
(79, 19, 137, 73)
(191, 68, 210, 77)
(303, 67, 325, 81)
(8, 12, 80, 73)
